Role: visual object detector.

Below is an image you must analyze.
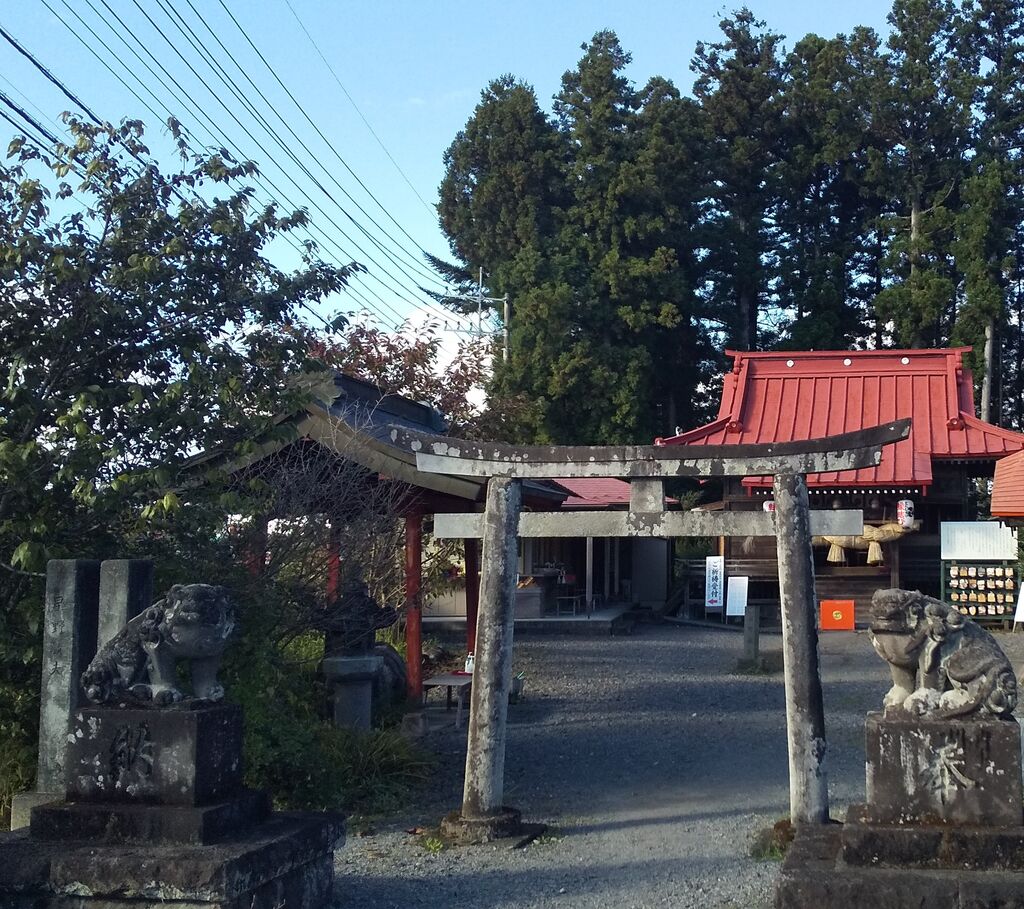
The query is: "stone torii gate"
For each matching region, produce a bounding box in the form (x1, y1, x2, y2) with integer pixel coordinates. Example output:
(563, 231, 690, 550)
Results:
(391, 420, 910, 842)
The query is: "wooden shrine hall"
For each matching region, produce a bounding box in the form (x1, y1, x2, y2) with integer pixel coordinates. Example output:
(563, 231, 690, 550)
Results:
(660, 348, 1024, 624)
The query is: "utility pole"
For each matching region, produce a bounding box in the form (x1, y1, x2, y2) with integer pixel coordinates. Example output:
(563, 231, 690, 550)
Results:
(443, 267, 510, 360)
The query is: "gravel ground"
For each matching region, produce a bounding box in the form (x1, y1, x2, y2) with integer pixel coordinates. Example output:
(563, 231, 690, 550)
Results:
(334, 624, 1024, 909)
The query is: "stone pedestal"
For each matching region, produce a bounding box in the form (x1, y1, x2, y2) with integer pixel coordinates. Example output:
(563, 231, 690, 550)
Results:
(323, 654, 382, 731)
(0, 812, 343, 909)
(29, 703, 267, 847)
(864, 712, 1023, 826)
(0, 703, 343, 906)
(778, 714, 1024, 908)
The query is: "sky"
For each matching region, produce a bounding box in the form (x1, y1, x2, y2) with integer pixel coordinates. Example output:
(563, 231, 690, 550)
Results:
(0, 0, 897, 333)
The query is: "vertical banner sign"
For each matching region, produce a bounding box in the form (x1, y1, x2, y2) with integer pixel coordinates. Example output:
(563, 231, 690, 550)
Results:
(1015, 586, 1024, 627)
(705, 555, 725, 613)
(726, 576, 749, 617)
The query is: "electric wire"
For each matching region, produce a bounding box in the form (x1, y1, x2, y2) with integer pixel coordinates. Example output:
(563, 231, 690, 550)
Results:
(211, 0, 445, 280)
(0, 26, 363, 334)
(111, 0, 438, 320)
(141, 0, 447, 302)
(46, 0, 406, 329)
(280, 0, 437, 219)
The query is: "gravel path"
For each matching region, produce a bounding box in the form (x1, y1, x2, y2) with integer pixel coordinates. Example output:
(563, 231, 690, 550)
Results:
(334, 625, 1024, 909)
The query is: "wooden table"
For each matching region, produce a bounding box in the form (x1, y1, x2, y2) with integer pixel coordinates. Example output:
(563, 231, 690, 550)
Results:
(423, 673, 473, 729)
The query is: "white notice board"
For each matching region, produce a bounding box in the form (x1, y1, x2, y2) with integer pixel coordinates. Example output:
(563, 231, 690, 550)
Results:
(705, 555, 724, 612)
(940, 522, 1018, 561)
(726, 576, 749, 617)
(1015, 587, 1024, 627)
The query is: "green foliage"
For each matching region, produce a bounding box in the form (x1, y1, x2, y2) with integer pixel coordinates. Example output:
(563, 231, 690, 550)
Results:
(224, 597, 430, 813)
(0, 116, 356, 805)
(441, 33, 711, 444)
(439, 2, 1024, 438)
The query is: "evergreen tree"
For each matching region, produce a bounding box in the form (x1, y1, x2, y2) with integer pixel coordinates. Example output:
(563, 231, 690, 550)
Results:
(952, 0, 1024, 420)
(873, 0, 974, 347)
(775, 31, 886, 348)
(692, 9, 785, 351)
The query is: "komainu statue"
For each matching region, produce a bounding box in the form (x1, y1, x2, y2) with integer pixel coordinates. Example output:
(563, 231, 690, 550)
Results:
(869, 588, 1017, 719)
(81, 584, 235, 706)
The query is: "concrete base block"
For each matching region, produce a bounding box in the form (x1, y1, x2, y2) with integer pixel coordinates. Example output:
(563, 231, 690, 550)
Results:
(66, 704, 244, 805)
(0, 811, 343, 908)
(440, 807, 522, 845)
(842, 804, 1024, 871)
(777, 823, 1024, 909)
(9, 791, 61, 831)
(31, 789, 270, 846)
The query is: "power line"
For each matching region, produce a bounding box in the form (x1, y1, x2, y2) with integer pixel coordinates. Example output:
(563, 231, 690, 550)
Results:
(52, 0, 407, 329)
(49, 0, 397, 330)
(113, 0, 442, 318)
(0, 28, 362, 334)
(280, 0, 437, 220)
(212, 0, 445, 281)
(172, 0, 455, 328)
(154, 0, 446, 296)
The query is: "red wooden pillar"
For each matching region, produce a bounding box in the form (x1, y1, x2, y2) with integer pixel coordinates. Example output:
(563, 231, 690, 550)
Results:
(465, 537, 480, 653)
(244, 515, 269, 577)
(326, 523, 341, 602)
(405, 512, 423, 702)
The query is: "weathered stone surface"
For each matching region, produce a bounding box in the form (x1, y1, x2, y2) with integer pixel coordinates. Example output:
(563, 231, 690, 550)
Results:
(0, 812, 343, 908)
(323, 654, 382, 731)
(38, 560, 101, 794)
(31, 789, 269, 845)
(776, 824, 1024, 908)
(97, 560, 153, 650)
(10, 790, 61, 831)
(864, 712, 1023, 826)
(842, 804, 1024, 871)
(440, 806, 523, 845)
(65, 704, 243, 805)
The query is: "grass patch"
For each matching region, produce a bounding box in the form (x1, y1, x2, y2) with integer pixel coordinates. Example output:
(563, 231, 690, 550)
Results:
(735, 651, 785, 675)
(421, 834, 446, 855)
(750, 818, 794, 861)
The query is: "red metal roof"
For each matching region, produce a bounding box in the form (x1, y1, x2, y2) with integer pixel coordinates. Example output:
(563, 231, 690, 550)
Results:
(993, 451, 1024, 519)
(660, 349, 1024, 490)
(551, 478, 633, 508)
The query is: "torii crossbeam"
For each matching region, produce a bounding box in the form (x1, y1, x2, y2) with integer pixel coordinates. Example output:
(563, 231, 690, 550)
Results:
(390, 420, 911, 843)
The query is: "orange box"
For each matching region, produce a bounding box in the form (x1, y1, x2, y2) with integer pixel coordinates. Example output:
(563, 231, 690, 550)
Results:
(820, 599, 855, 631)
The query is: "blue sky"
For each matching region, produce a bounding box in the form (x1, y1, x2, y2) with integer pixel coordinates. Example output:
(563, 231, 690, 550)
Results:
(1, 1, 895, 329)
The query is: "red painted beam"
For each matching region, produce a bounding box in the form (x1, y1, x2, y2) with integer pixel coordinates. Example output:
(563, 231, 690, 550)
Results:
(405, 512, 423, 702)
(464, 538, 480, 653)
(244, 515, 269, 577)
(326, 523, 341, 602)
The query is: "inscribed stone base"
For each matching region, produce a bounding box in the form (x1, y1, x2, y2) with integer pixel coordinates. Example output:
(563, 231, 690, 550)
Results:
(0, 811, 343, 909)
(31, 788, 269, 845)
(66, 704, 243, 805)
(864, 712, 1023, 827)
(776, 824, 1024, 909)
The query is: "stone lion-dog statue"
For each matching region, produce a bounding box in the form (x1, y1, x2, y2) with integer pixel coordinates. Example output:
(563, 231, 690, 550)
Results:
(869, 588, 1017, 720)
(81, 583, 235, 706)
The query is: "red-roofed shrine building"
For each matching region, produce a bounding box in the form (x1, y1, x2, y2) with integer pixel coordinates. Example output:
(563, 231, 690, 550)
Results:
(661, 348, 1024, 622)
(993, 451, 1024, 522)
